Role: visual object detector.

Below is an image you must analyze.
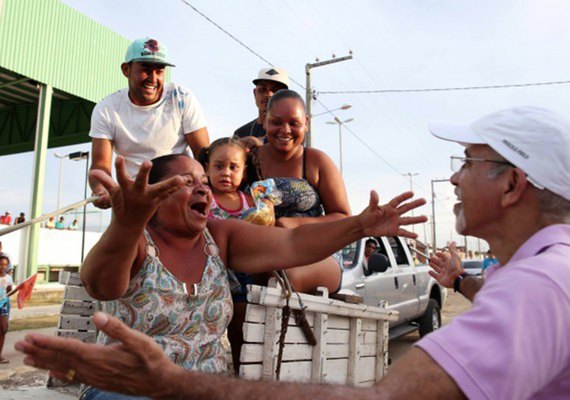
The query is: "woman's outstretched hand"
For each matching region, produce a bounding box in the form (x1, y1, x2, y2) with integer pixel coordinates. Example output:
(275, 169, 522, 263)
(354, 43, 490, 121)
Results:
(89, 156, 185, 230)
(358, 191, 427, 239)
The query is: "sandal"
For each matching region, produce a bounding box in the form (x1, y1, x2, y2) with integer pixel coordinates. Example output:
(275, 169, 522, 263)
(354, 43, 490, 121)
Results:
(0, 358, 9, 364)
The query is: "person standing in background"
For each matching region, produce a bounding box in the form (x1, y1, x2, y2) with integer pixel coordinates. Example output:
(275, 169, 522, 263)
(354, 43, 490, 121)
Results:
(233, 67, 289, 140)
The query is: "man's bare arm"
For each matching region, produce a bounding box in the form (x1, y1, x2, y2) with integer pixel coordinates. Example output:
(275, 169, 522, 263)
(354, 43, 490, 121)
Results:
(18, 312, 465, 399)
(90, 138, 113, 209)
(185, 127, 210, 158)
(457, 276, 484, 301)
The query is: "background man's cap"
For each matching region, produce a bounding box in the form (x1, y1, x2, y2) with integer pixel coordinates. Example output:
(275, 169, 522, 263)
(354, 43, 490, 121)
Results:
(253, 67, 289, 89)
(429, 106, 570, 201)
(125, 37, 175, 67)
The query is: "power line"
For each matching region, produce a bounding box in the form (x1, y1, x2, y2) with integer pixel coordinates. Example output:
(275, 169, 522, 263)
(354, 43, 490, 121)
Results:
(315, 99, 404, 176)
(178, 0, 439, 190)
(319, 80, 570, 94)
(179, 0, 305, 89)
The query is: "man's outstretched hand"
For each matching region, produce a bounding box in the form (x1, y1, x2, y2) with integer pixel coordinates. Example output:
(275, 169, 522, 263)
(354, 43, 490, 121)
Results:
(15, 312, 180, 399)
(428, 241, 464, 288)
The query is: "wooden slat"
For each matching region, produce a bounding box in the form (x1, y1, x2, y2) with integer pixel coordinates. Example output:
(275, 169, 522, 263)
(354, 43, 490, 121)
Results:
(64, 286, 95, 301)
(241, 342, 377, 363)
(329, 293, 363, 304)
(260, 305, 280, 380)
(241, 358, 376, 387)
(57, 329, 97, 343)
(347, 318, 362, 386)
(60, 300, 97, 316)
(311, 311, 326, 383)
(250, 285, 398, 321)
(244, 304, 266, 324)
(58, 270, 83, 286)
(375, 320, 389, 380)
(58, 315, 95, 331)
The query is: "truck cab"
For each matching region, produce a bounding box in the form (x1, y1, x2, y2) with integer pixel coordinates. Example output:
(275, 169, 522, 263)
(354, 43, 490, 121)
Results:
(341, 236, 446, 338)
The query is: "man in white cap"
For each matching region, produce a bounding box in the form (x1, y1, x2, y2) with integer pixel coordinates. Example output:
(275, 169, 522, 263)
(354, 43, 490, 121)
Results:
(17, 107, 570, 398)
(233, 67, 289, 140)
(89, 37, 210, 209)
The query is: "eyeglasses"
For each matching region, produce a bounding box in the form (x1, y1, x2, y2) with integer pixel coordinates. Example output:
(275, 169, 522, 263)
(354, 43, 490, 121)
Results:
(450, 156, 514, 172)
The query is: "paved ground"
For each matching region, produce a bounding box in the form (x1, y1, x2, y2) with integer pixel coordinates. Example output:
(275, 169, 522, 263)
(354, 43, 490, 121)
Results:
(0, 291, 472, 398)
(388, 291, 472, 361)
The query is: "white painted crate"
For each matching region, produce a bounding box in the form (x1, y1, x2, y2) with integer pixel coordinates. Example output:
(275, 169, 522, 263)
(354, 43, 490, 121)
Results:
(239, 282, 398, 387)
(48, 271, 99, 388)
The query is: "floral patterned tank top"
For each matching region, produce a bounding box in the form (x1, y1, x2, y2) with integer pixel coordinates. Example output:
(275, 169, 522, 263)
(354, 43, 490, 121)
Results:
(97, 228, 233, 373)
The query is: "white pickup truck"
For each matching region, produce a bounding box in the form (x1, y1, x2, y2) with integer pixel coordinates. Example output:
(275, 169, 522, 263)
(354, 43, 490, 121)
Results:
(340, 236, 447, 339)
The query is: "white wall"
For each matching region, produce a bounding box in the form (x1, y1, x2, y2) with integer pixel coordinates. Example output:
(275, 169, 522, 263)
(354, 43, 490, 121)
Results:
(0, 223, 102, 270)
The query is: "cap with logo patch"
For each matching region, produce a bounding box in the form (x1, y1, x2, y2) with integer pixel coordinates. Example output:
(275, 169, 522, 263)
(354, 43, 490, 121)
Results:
(253, 67, 289, 89)
(429, 106, 570, 201)
(125, 37, 175, 67)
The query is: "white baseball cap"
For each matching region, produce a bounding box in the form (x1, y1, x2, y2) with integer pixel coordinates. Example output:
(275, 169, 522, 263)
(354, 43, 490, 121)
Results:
(429, 106, 570, 201)
(253, 67, 289, 89)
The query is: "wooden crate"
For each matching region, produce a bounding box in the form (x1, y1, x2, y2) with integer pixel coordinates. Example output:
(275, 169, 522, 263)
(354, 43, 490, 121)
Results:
(239, 283, 398, 387)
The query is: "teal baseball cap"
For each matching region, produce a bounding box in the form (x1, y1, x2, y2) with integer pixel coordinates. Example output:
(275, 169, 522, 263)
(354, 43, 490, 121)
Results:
(124, 37, 175, 67)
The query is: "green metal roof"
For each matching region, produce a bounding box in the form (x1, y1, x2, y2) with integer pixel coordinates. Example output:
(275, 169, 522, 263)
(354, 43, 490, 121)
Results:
(0, 0, 129, 103)
(0, 0, 144, 155)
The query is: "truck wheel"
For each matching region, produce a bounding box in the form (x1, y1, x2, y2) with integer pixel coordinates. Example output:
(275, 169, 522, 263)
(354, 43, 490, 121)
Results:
(418, 299, 441, 337)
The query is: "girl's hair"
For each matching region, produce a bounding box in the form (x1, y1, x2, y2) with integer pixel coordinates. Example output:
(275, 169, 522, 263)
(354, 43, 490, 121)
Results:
(196, 137, 248, 169)
(266, 89, 306, 114)
(148, 153, 191, 185)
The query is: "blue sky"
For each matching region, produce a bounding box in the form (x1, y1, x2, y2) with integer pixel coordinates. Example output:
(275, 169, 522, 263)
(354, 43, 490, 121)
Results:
(2, 0, 570, 251)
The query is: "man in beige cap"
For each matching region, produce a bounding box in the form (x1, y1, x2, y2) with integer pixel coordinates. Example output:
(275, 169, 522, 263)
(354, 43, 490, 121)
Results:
(233, 67, 289, 139)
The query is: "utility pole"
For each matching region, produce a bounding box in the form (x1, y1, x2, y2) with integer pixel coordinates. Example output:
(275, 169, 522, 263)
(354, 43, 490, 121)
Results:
(402, 172, 419, 232)
(326, 117, 354, 175)
(305, 52, 353, 147)
(430, 178, 450, 255)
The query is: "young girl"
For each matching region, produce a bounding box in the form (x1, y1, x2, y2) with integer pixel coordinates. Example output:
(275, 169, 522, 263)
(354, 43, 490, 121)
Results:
(0, 255, 13, 364)
(198, 138, 253, 221)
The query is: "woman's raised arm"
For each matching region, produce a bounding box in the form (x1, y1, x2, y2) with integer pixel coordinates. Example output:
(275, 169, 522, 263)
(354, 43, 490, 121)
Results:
(81, 157, 184, 300)
(225, 190, 426, 274)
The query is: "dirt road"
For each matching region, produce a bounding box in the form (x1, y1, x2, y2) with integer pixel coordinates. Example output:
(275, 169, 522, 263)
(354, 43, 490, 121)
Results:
(389, 290, 472, 362)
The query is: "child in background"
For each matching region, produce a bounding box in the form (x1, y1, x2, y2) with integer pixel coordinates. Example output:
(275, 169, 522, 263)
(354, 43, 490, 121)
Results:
(198, 138, 253, 221)
(0, 255, 13, 363)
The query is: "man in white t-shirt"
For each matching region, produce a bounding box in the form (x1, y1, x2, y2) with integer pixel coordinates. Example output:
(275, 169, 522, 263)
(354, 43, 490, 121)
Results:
(89, 37, 210, 209)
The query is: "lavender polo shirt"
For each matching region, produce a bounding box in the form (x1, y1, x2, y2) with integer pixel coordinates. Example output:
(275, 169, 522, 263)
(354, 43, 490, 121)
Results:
(416, 224, 570, 399)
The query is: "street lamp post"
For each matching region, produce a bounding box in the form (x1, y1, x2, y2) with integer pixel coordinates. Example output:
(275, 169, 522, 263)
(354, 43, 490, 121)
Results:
(312, 103, 352, 118)
(430, 178, 450, 254)
(402, 172, 419, 233)
(54, 153, 66, 214)
(326, 117, 354, 175)
(69, 151, 90, 263)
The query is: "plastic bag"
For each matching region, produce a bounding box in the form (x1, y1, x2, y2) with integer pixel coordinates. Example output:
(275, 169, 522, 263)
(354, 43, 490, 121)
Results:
(241, 179, 282, 226)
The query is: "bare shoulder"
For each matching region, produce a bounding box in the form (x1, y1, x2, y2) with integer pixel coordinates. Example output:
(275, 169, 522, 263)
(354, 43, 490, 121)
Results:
(304, 146, 340, 185)
(305, 147, 336, 172)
